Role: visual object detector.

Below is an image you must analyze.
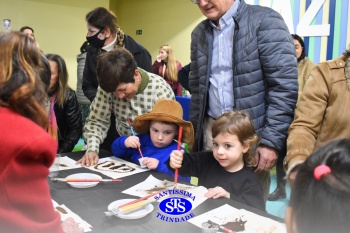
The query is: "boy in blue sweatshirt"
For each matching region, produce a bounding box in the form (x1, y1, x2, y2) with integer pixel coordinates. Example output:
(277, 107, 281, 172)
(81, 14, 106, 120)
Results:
(111, 99, 194, 182)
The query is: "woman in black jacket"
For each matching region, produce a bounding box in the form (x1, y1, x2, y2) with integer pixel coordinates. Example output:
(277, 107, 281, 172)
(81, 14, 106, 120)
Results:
(83, 7, 152, 102)
(46, 54, 82, 153)
(82, 7, 152, 152)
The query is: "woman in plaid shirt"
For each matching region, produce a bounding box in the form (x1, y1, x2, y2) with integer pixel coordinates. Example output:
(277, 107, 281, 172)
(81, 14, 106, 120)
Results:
(77, 47, 175, 166)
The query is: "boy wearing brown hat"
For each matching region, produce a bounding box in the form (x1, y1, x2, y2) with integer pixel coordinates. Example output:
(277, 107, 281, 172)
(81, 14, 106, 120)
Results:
(111, 99, 194, 182)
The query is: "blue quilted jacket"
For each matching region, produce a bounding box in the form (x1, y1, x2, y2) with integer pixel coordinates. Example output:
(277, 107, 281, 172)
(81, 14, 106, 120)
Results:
(189, 0, 298, 153)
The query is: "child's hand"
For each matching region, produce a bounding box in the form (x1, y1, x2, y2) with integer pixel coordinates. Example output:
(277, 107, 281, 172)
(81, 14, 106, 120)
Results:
(169, 150, 184, 169)
(124, 136, 140, 148)
(142, 158, 159, 170)
(205, 186, 230, 199)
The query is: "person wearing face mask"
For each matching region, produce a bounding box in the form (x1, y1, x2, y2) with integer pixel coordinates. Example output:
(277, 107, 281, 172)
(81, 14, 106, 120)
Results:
(83, 7, 152, 102)
(83, 7, 152, 152)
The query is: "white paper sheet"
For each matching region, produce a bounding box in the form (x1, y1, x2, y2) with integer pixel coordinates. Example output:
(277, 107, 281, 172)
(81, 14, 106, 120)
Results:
(52, 200, 92, 232)
(58, 156, 82, 170)
(122, 175, 208, 209)
(86, 156, 148, 179)
(188, 204, 286, 233)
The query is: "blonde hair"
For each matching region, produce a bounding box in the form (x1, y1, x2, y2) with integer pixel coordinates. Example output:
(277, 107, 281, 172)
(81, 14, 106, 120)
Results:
(212, 111, 259, 167)
(159, 44, 178, 82)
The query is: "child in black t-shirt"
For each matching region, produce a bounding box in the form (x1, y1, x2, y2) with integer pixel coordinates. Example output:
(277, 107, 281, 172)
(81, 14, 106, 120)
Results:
(168, 110, 265, 211)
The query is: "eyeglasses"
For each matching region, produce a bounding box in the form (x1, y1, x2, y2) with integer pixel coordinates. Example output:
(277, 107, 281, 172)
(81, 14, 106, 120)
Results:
(191, 0, 210, 4)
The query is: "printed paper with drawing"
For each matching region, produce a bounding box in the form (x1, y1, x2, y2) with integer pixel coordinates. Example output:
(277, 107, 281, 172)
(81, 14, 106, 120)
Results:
(122, 175, 208, 209)
(58, 156, 82, 171)
(52, 200, 92, 232)
(188, 204, 286, 233)
(86, 156, 148, 179)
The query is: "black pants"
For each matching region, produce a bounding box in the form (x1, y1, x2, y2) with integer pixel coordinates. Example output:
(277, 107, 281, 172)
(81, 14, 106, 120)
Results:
(275, 148, 286, 186)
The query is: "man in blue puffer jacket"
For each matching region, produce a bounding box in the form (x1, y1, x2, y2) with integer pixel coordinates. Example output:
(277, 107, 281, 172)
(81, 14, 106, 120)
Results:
(188, 0, 298, 201)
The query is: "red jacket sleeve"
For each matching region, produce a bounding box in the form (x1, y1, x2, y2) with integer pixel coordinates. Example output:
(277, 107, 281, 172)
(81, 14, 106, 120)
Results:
(0, 115, 63, 233)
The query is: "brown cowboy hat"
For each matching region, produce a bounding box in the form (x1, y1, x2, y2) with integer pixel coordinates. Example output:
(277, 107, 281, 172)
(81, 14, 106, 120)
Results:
(133, 99, 194, 146)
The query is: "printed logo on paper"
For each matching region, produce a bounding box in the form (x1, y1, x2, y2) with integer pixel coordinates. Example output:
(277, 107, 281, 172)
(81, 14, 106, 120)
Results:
(155, 189, 195, 223)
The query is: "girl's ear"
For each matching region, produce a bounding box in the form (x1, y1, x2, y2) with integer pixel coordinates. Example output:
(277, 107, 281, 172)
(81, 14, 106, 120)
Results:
(285, 207, 297, 233)
(242, 142, 250, 154)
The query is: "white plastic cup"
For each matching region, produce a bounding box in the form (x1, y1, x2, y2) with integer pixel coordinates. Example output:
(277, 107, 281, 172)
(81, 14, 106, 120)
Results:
(201, 222, 219, 233)
(138, 157, 148, 168)
(49, 154, 60, 177)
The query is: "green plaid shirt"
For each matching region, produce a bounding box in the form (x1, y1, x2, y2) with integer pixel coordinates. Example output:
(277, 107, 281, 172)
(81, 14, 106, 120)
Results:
(84, 68, 175, 153)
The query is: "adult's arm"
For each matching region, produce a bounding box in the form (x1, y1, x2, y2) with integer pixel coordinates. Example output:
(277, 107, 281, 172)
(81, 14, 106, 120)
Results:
(175, 61, 183, 96)
(257, 11, 298, 152)
(286, 64, 329, 172)
(76, 52, 91, 104)
(0, 133, 64, 233)
(176, 81, 183, 96)
(77, 87, 113, 166)
(82, 46, 98, 102)
(178, 63, 191, 92)
(83, 87, 113, 154)
(135, 50, 152, 73)
(58, 90, 82, 153)
(252, 11, 298, 171)
(125, 35, 153, 73)
(152, 60, 162, 75)
(188, 30, 203, 133)
(153, 76, 176, 100)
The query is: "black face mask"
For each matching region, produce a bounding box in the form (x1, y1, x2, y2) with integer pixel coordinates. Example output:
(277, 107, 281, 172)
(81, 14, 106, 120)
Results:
(86, 28, 106, 48)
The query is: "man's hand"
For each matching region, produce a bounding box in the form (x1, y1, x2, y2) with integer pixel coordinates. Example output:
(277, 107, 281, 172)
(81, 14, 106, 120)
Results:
(255, 145, 278, 172)
(205, 186, 230, 199)
(76, 151, 99, 167)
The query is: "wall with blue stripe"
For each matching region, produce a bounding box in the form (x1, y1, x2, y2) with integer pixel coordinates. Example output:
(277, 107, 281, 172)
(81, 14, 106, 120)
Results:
(247, 0, 350, 63)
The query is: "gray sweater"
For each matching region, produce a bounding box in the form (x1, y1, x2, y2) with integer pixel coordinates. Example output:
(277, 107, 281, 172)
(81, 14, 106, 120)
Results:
(76, 52, 90, 105)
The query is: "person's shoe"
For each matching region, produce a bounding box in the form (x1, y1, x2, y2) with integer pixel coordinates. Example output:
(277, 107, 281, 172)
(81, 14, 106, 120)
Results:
(268, 187, 286, 201)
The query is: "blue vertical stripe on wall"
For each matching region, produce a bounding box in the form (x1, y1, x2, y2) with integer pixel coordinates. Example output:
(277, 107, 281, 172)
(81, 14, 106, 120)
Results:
(247, 0, 350, 61)
(303, 0, 311, 58)
(313, 3, 323, 63)
(340, 0, 349, 53)
(293, 0, 300, 33)
(327, 0, 336, 60)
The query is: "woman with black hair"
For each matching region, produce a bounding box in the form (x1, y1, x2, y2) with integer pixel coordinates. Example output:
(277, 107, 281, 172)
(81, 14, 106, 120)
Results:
(46, 53, 82, 153)
(292, 34, 316, 102)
